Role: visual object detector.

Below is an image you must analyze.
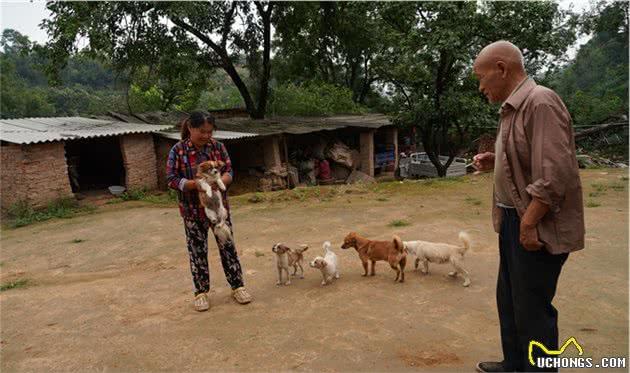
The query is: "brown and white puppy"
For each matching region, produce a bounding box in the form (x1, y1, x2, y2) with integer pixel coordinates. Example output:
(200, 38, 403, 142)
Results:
(341, 232, 406, 283)
(196, 160, 231, 244)
(271, 243, 309, 285)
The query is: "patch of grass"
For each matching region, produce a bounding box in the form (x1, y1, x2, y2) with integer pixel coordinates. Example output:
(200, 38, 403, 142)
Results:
(621, 176, 629, 181)
(0, 278, 30, 292)
(376, 197, 389, 202)
(388, 219, 411, 227)
(464, 196, 482, 205)
(118, 188, 149, 201)
(6, 198, 95, 228)
(248, 193, 265, 203)
(609, 182, 626, 191)
(589, 191, 603, 197)
(591, 183, 608, 193)
(71, 238, 85, 244)
(586, 200, 601, 208)
(254, 250, 265, 257)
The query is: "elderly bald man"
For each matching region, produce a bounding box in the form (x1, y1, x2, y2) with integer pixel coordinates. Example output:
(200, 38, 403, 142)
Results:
(472, 41, 585, 372)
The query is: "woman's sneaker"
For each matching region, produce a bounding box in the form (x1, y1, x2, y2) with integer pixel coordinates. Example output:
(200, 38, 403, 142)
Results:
(193, 293, 210, 312)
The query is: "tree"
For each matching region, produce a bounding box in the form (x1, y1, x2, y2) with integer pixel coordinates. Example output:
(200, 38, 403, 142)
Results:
(549, 1, 628, 126)
(375, 1, 579, 176)
(41, 1, 274, 118)
(273, 2, 382, 105)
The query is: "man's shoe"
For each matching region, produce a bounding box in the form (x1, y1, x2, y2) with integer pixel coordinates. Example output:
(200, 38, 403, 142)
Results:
(476, 361, 505, 372)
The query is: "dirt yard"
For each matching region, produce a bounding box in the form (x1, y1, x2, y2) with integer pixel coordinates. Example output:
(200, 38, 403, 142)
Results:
(1, 169, 628, 372)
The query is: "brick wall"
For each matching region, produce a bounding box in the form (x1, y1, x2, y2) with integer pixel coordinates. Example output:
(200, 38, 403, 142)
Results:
(120, 134, 158, 191)
(1, 142, 74, 211)
(1, 144, 27, 211)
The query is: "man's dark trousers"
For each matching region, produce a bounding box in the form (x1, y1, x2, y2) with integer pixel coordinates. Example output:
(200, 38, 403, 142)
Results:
(497, 207, 569, 372)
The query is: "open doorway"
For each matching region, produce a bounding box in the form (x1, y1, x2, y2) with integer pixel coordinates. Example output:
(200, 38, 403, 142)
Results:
(64, 137, 126, 193)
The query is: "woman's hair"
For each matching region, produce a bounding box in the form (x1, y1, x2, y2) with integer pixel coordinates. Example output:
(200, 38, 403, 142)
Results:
(180, 111, 217, 140)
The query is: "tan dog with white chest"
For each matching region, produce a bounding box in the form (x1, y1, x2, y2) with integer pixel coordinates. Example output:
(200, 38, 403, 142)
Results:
(272, 243, 309, 285)
(341, 232, 406, 282)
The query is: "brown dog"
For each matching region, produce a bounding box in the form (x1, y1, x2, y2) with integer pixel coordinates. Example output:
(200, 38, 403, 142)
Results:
(272, 243, 309, 285)
(341, 232, 406, 282)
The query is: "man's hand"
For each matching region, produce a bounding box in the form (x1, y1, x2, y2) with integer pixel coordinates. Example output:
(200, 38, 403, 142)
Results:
(520, 222, 544, 251)
(472, 152, 495, 173)
(519, 199, 549, 251)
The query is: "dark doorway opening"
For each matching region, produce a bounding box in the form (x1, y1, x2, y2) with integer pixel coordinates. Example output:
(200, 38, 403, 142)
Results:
(64, 137, 126, 192)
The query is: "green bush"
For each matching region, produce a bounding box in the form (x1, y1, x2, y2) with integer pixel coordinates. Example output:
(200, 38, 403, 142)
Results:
(6, 198, 94, 228)
(267, 82, 366, 116)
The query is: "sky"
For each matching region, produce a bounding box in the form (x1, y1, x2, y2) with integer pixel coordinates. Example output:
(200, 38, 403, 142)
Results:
(0, 0, 594, 54)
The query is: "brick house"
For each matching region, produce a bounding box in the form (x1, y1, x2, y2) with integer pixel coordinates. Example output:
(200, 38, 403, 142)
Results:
(0, 117, 171, 211)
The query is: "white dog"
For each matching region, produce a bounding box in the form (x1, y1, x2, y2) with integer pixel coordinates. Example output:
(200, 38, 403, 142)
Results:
(403, 231, 472, 287)
(309, 241, 340, 286)
(196, 160, 232, 245)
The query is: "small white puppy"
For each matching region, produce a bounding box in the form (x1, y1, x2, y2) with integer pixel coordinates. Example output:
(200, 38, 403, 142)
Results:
(403, 231, 472, 287)
(309, 241, 340, 286)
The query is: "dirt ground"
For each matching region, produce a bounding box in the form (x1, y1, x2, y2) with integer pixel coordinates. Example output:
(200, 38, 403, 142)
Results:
(1, 169, 628, 372)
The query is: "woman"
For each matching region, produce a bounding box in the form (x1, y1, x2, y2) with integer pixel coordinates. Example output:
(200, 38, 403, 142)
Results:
(167, 111, 252, 311)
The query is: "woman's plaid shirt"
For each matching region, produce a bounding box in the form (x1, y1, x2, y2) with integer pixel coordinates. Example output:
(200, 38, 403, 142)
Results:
(167, 138, 234, 221)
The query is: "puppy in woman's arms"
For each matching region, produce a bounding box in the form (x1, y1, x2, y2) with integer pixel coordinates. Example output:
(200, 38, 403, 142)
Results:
(196, 160, 232, 244)
(404, 231, 472, 287)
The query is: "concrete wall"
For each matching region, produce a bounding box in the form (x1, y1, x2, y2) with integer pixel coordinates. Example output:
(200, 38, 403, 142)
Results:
(120, 134, 159, 191)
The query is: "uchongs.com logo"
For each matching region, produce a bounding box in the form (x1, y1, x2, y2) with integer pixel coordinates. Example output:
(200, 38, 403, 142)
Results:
(529, 337, 627, 369)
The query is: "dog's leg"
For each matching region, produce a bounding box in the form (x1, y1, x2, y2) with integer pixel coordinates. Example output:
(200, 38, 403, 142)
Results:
(451, 259, 470, 287)
(370, 260, 376, 276)
(277, 267, 283, 285)
(215, 177, 226, 192)
(399, 256, 406, 283)
(298, 262, 304, 279)
(361, 259, 368, 276)
(421, 259, 429, 274)
(284, 268, 291, 285)
(291, 264, 298, 277)
(334, 270, 340, 279)
(320, 272, 328, 286)
(391, 264, 400, 282)
(414, 257, 420, 270)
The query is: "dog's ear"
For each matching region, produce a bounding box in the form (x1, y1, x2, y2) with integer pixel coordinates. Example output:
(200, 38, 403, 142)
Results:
(216, 160, 225, 168)
(272, 243, 279, 253)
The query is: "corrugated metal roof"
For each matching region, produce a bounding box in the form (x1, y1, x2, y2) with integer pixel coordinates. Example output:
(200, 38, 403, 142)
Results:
(158, 130, 259, 141)
(213, 113, 392, 136)
(0, 117, 173, 144)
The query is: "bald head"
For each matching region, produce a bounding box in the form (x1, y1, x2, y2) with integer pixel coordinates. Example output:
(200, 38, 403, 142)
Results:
(473, 41, 528, 104)
(475, 41, 525, 73)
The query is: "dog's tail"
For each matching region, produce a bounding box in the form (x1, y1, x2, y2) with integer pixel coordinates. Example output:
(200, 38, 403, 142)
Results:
(296, 244, 309, 254)
(458, 231, 472, 254)
(323, 241, 333, 254)
(392, 235, 404, 253)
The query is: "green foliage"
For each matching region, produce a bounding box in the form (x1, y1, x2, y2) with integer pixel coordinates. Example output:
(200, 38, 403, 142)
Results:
(273, 2, 382, 105)
(6, 198, 95, 228)
(268, 82, 365, 116)
(548, 2, 628, 128)
(586, 200, 601, 208)
(388, 220, 411, 227)
(42, 1, 275, 118)
(0, 278, 30, 292)
(376, 1, 578, 177)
